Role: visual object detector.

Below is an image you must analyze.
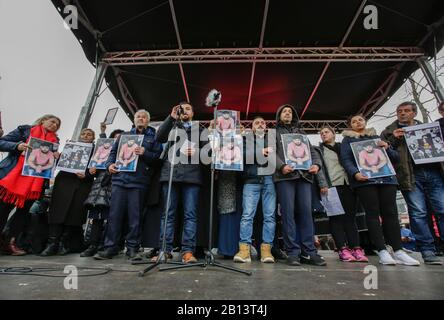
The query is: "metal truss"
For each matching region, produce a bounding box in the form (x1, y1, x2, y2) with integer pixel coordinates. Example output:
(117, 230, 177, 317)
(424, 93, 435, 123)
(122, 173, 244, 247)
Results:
(115, 70, 138, 115)
(192, 119, 348, 133)
(102, 47, 425, 66)
(358, 66, 400, 118)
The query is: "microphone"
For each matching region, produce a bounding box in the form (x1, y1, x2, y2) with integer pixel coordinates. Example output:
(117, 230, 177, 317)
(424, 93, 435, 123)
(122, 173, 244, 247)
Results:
(205, 89, 222, 107)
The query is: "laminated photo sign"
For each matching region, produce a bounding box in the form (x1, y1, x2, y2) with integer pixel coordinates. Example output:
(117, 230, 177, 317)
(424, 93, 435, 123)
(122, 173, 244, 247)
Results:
(350, 139, 395, 178)
(404, 122, 444, 164)
(281, 133, 312, 170)
(22, 137, 58, 179)
(56, 141, 93, 174)
(115, 134, 144, 172)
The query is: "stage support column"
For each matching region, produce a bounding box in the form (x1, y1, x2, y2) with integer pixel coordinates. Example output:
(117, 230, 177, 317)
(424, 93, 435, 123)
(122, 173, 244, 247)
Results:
(417, 57, 444, 103)
(71, 62, 108, 140)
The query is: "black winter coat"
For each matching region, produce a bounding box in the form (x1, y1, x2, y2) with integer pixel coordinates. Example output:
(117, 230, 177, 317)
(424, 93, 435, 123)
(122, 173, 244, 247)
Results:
(273, 104, 322, 184)
(156, 116, 209, 185)
(83, 170, 112, 209)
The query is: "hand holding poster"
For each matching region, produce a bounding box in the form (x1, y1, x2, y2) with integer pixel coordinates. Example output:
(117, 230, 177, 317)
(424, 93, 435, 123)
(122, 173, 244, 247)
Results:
(403, 122, 444, 164)
(115, 134, 143, 172)
(281, 133, 312, 170)
(22, 137, 58, 179)
(56, 141, 93, 174)
(88, 138, 116, 169)
(350, 139, 396, 178)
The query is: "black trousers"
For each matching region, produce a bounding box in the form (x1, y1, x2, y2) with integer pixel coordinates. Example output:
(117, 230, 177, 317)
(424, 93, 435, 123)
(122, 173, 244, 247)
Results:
(328, 185, 360, 249)
(0, 201, 33, 240)
(355, 184, 402, 252)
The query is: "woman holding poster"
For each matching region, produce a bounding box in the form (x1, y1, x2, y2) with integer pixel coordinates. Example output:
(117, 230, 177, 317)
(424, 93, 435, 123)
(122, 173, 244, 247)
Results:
(0, 114, 61, 255)
(42, 128, 96, 256)
(340, 114, 420, 266)
(318, 126, 368, 263)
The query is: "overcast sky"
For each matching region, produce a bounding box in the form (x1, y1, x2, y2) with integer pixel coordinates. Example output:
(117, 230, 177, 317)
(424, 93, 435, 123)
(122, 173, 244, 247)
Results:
(0, 0, 132, 145)
(0, 1, 442, 147)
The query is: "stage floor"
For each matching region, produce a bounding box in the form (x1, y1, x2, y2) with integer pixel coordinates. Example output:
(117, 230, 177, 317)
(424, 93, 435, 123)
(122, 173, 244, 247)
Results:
(0, 250, 443, 300)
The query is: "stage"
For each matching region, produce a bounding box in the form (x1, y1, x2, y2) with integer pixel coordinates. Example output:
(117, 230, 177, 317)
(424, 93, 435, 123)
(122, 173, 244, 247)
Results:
(0, 250, 443, 300)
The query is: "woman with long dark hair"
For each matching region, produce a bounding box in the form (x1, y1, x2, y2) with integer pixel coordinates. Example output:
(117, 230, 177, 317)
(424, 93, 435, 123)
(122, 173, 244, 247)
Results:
(340, 114, 420, 266)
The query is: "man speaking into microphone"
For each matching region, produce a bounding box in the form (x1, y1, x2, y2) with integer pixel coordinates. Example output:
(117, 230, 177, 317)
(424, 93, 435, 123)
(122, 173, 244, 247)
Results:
(154, 102, 208, 263)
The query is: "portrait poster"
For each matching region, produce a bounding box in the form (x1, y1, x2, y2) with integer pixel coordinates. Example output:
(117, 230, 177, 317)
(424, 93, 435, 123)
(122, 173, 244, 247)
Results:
(350, 139, 396, 178)
(22, 137, 58, 179)
(215, 134, 243, 171)
(115, 134, 143, 172)
(281, 133, 312, 170)
(88, 138, 116, 169)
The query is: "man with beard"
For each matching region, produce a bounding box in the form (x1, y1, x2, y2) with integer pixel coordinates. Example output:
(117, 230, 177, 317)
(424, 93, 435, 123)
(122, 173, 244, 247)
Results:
(27, 143, 55, 177)
(152, 102, 208, 264)
(117, 138, 138, 170)
(234, 116, 276, 263)
(358, 141, 388, 176)
(91, 141, 113, 167)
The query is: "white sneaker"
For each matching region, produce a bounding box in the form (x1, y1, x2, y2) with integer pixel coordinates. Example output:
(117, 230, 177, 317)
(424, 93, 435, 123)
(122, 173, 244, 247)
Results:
(377, 249, 397, 265)
(394, 250, 420, 266)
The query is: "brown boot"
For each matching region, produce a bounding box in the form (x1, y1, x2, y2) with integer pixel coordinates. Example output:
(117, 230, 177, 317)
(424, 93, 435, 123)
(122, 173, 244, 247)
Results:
(260, 243, 275, 263)
(233, 243, 251, 263)
(7, 238, 27, 256)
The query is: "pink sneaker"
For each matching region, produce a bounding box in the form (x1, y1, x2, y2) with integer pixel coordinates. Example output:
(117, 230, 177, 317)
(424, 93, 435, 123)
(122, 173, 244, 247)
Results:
(338, 247, 356, 262)
(352, 247, 369, 262)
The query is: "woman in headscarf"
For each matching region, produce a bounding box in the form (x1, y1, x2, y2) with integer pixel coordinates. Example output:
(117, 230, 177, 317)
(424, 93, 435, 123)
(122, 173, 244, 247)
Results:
(41, 128, 95, 256)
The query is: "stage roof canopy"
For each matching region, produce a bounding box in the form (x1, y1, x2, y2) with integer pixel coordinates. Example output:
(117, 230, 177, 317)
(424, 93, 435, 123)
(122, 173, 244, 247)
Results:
(52, 0, 444, 129)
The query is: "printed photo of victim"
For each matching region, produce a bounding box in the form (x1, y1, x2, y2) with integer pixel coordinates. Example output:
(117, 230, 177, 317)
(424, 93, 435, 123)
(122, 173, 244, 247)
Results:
(56, 141, 93, 174)
(215, 135, 243, 171)
(216, 109, 238, 137)
(115, 134, 143, 172)
(404, 122, 444, 164)
(281, 133, 312, 170)
(351, 139, 396, 178)
(88, 138, 116, 169)
(22, 137, 58, 179)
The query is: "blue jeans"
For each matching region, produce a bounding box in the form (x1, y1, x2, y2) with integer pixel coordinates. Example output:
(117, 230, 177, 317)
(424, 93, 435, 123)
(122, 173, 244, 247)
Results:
(240, 176, 276, 245)
(276, 179, 317, 257)
(159, 182, 200, 253)
(401, 167, 444, 254)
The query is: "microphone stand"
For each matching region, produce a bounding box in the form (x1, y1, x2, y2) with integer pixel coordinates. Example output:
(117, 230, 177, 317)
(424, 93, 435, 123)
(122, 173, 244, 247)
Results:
(135, 108, 205, 276)
(192, 102, 252, 276)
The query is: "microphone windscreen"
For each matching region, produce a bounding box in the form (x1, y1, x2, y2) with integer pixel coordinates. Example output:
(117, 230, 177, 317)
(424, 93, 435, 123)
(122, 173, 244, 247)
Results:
(205, 89, 222, 107)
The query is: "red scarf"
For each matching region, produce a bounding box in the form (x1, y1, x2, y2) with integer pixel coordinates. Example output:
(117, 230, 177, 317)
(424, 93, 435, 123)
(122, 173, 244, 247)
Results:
(0, 125, 58, 208)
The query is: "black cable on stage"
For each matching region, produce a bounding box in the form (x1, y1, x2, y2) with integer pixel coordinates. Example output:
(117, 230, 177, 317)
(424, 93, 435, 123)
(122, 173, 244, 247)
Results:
(0, 265, 140, 278)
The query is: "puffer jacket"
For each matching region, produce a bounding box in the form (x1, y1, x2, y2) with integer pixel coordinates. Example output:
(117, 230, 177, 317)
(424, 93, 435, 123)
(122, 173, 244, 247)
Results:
(84, 170, 112, 208)
(340, 128, 399, 189)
